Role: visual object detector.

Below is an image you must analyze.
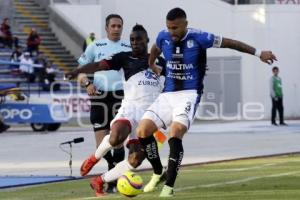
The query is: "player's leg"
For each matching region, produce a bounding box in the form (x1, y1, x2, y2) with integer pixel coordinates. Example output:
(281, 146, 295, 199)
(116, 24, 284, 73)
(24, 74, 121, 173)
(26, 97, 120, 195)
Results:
(106, 91, 125, 192)
(87, 119, 131, 197)
(81, 99, 112, 176)
(90, 142, 145, 197)
(90, 98, 113, 167)
(160, 91, 200, 197)
(159, 122, 186, 197)
(81, 119, 131, 176)
(110, 90, 126, 167)
(137, 94, 172, 192)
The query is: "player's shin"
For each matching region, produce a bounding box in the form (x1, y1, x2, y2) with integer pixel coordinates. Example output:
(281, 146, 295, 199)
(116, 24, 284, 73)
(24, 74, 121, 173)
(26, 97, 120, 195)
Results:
(165, 137, 184, 187)
(101, 159, 134, 183)
(95, 135, 114, 159)
(139, 135, 163, 175)
(113, 146, 125, 164)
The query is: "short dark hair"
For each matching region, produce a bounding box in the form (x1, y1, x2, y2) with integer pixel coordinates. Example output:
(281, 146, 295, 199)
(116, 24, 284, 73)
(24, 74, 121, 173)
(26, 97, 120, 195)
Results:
(132, 24, 148, 36)
(166, 7, 187, 20)
(272, 66, 279, 71)
(105, 14, 123, 26)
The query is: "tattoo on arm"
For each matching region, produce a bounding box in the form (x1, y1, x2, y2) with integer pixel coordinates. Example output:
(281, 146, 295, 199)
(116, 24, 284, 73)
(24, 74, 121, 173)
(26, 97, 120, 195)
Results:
(221, 38, 256, 55)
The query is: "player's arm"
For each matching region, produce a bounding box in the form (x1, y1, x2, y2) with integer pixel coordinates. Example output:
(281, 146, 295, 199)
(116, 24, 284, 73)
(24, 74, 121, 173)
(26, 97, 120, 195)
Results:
(220, 37, 277, 65)
(77, 71, 97, 96)
(66, 61, 110, 80)
(149, 44, 162, 75)
(76, 44, 96, 89)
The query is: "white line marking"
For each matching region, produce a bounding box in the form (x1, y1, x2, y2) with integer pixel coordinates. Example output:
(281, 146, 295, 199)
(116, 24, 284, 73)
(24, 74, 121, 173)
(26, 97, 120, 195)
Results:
(175, 171, 300, 192)
(206, 163, 276, 172)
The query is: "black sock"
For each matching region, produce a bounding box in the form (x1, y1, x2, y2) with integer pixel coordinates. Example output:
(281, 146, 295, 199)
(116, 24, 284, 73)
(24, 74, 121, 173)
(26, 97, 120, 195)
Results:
(165, 137, 184, 187)
(139, 135, 163, 175)
(113, 147, 125, 164)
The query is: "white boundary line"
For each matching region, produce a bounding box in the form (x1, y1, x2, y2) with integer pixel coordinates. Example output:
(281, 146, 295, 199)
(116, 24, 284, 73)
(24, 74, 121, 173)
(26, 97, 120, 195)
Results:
(205, 163, 277, 172)
(182, 159, 300, 173)
(175, 171, 300, 191)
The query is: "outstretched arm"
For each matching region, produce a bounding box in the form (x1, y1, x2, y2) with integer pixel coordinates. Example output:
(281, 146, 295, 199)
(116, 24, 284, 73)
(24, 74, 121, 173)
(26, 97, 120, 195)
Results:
(220, 37, 277, 65)
(66, 60, 110, 80)
(149, 44, 162, 75)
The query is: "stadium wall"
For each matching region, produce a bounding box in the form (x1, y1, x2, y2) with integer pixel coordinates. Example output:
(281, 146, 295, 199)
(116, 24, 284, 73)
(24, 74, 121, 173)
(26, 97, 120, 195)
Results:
(49, 4, 102, 57)
(50, 0, 300, 119)
(234, 5, 300, 118)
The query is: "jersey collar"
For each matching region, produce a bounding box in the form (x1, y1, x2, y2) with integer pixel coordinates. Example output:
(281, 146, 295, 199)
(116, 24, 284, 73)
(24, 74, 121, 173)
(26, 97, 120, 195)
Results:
(180, 28, 190, 41)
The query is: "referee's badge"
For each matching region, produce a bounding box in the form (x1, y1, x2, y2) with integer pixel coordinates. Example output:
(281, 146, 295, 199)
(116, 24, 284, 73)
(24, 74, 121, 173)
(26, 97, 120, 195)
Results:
(187, 40, 194, 48)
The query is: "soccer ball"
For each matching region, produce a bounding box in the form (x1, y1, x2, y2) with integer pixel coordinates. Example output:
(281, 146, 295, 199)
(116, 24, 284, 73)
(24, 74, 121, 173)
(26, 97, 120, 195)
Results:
(117, 171, 143, 197)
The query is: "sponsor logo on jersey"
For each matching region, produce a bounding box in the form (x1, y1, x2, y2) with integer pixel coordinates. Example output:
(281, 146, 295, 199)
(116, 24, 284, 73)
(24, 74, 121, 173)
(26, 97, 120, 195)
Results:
(96, 42, 107, 47)
(187, 40, 194, 48)
(164, 40, 170, 45)
(172, 54, 183, 58)
(166, 63, 194, 70)
(167, 73, 194, 80)
(138, 80, 159, 87)
(172, 47, 183, 58)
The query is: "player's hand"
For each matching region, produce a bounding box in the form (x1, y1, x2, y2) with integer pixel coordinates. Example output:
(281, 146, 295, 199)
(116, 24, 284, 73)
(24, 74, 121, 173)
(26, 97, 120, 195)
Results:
(260, 51, 277, 65)
(86, 84, 97, 96)
(150, 63, 162, 75)
(65, 70, 79, 80)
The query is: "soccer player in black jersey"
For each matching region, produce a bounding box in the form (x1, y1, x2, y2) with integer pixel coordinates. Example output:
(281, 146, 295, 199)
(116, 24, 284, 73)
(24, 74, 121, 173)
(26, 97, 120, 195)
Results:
(66, 24, 166, 197)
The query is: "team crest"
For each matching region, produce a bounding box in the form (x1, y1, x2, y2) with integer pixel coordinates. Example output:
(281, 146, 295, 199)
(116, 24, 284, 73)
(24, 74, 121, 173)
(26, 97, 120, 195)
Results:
(145, 70, 157, 80)
(187, 40, 194, 48)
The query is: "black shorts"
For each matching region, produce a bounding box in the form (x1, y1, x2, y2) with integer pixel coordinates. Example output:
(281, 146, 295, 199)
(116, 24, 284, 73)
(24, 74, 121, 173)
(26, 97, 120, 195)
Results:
(90, 90, 124, 132)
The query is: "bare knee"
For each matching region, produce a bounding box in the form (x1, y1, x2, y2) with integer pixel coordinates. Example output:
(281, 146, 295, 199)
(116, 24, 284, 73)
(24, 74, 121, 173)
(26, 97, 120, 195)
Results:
(109, 133, 121, 147)
(137, 119, 157, 138)
(169, 122, 187, 139)
(128, 152, 145, 168)
(109, 122, 130, 146)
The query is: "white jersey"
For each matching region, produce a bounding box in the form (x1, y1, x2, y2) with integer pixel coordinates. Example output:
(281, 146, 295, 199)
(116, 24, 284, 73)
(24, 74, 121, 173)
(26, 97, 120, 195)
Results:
(104, 51, 165, 104)
(121, 69, 164, 102)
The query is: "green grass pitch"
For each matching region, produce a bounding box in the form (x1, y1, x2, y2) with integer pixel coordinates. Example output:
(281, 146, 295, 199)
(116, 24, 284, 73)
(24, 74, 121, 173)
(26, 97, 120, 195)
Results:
(1, 154, 300, 200)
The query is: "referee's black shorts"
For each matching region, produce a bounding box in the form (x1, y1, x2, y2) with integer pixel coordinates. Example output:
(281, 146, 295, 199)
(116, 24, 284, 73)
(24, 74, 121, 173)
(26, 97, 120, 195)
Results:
(90, 90, 124, 132)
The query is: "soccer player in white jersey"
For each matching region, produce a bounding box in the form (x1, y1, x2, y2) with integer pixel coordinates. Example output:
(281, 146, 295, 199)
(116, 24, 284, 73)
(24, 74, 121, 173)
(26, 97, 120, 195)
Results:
(136, 8, 278, 197)
(67, 24, 166, 197)
(77, 14, 131, 192)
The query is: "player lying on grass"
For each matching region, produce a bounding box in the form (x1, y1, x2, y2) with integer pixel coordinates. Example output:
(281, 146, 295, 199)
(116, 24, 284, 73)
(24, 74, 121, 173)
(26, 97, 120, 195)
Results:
(66, 24, 166, 197)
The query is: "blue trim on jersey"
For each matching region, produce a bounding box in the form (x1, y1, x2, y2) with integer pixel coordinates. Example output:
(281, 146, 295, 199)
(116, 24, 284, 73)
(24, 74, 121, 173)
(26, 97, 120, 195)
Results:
(156, 28, 214, 93)
(193, 94, 202, 118)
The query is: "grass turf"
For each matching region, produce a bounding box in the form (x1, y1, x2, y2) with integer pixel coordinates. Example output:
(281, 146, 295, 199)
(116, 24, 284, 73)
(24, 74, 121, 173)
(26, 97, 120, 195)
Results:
(1, 154, 300, 200)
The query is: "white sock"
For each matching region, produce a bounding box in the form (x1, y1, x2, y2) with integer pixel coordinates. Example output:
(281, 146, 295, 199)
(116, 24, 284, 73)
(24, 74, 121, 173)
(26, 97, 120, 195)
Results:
(101, 160, 134, 183)
(94, 135, 113, 159)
